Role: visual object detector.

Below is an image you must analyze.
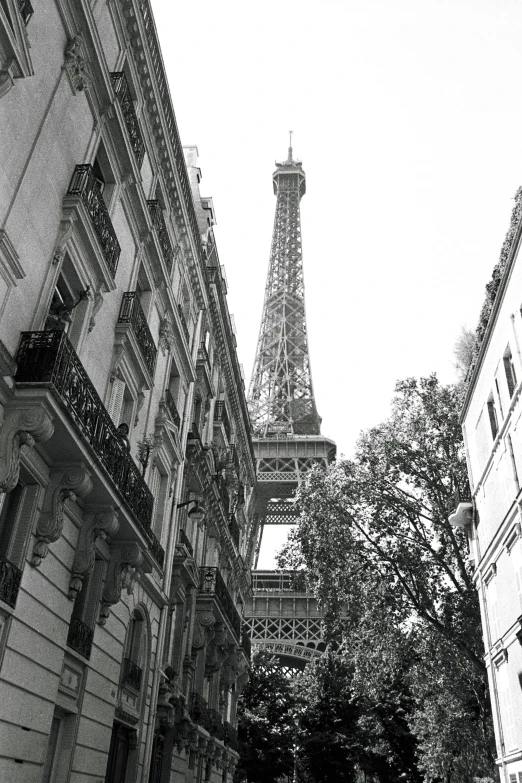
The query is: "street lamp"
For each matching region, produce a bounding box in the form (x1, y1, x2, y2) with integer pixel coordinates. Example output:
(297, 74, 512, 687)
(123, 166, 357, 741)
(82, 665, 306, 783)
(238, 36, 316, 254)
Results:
(177, 498, 206, 524)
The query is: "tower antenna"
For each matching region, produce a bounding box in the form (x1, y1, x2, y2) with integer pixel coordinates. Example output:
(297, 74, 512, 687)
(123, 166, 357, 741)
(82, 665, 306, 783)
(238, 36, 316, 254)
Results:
(288, 130, 293, 161)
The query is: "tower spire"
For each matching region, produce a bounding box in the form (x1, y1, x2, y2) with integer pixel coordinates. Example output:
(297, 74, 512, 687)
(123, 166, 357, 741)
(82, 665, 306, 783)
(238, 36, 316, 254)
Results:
(248, 145, 320, 437)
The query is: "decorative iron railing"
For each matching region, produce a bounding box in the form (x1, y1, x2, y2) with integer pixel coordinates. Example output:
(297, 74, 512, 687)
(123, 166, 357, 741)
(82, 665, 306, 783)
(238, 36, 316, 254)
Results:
(241, 626, 252, 661)
(209, 709, 225, 740)
(67, 618, 94, 660)
(122, 657, 143, 691)
(67, 165, 121, 276)
(111, 72, 145, 168)
(229, 514, 240, 550)
(223, 721, 239, 752)
(251, 571, 308, 593)
(15, 331, 154, 535)
(118, 292, 157, 378)
(197, 342, 210, 367)
(147, 200, 174, 275)
(176, 529, 194, 558)
(164, 388, 181, 429)
(199, 567, 241, 640)
(213, 401, 231, 443)
(17, 0, 33, 24)
(177, 303, 190, 343)
(150, 533, 165, 569)
(190, 693, 212, 732)
(446, 485, 472, 516)
(0, 556, 22, 608)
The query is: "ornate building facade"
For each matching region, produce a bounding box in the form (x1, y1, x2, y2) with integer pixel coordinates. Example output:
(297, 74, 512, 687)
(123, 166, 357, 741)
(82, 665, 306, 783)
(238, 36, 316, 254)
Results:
(457, 189, 522, 781)
(0, 1, 254, 782)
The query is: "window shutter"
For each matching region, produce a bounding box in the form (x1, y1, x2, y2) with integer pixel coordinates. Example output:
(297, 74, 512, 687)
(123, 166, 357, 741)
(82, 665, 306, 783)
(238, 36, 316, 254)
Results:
(107, 378, 126, 425)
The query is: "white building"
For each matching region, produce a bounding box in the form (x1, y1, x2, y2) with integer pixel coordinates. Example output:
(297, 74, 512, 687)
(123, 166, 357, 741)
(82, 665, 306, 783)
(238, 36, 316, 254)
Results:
(457, 189, 522, 781)
(0, 1, 255, 781)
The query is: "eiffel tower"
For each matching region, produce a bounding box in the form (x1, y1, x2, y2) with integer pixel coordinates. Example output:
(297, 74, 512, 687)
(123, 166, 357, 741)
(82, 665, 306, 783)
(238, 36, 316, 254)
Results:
(245, 137, 336, 674)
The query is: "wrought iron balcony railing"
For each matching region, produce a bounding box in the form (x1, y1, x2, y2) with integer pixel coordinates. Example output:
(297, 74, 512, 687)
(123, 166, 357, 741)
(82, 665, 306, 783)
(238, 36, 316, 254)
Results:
(15, 331, 154, 536)
(209, 709, 225, 740)
(0, 556, 22, 609)
(122, 657, 143, 691)
(223, 721, 239, 752)
(117, 292, 157, 378)
(177, 303, 190, 344)
(111, 72, 145, 168)
(190, 693, 212, 733)
(147, 200, 174, 275)
(67, 165, 121, 276)
(213, 400, 231, 443)
(67, 618, 94, 660)
(446, 485, 472, 516)
(199, 566, 241, 640)
(176, 528, 194, 558)
(164, 388, 181, 429)
(241, 626, 252, 661)
(18, 0, 33, 24)
(229, 514, 240, 550)
(150, 533, 165, 569)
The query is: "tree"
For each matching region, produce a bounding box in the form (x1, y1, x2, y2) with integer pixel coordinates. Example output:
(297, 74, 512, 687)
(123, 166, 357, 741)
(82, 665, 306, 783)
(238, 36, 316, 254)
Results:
(453, 326, 476, 381)
(235, 650, 295, 783)
(279, 375, 496, 782)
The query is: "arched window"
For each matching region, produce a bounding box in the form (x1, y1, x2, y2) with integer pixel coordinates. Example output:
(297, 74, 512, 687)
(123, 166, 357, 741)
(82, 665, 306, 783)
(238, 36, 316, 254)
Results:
(121, 607, 149, 695)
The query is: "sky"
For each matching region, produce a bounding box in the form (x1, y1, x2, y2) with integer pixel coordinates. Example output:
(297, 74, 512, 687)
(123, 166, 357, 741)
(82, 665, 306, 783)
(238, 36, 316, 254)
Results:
(151, 0, 522, 565)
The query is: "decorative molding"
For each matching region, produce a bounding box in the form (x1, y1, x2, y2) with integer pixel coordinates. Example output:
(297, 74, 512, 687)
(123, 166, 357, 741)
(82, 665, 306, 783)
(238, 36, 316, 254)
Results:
(51, 219, 74, 266)
(191, 610, 215, 651)
(31, 466, 93, 566)
(69, 507, 119, 600)
(159, 315, 174, 354)
(98, 541, 143, 624)
(88, 288, 104, 333)
(64, 34, 92, 94)
(0, 404, 54, 493)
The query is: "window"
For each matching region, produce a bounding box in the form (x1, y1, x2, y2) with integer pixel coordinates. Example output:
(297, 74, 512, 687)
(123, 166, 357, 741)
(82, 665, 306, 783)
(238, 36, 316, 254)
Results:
(149, 464, 167, 539)
(107, 377, 134, 429)
(504, 346, 517, 398)
(41, 708, 76, 783)
(67, 559, 105, 660)
(486, 576, 499, 645)
(497, 663, 517, 751)
(0, 478, 39, 608)
(495, 378, 504, 418)
(487, 396, 499, 439)
(92, 142, 116, 209)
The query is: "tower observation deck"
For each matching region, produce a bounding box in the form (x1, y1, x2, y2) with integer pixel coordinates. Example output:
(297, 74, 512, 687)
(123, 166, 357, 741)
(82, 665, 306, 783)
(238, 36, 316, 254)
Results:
(245, 140, 336, 673)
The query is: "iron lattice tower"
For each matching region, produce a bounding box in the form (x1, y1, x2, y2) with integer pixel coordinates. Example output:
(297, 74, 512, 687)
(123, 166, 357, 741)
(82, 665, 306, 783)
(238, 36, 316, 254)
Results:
(248, 140, 320, 437)
(246, 141, 337, 673)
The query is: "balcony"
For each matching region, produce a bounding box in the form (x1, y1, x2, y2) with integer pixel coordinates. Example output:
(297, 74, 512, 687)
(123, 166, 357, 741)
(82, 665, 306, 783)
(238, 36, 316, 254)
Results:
(150, 533, 165, 569)
(0, 556, 22, 609)
(18, 0, 33, 24)
(190, 693, 212, 733)
(67, 618, 93, 660)
(176, 528, 194, 558)
(223, 721, 239, 752)
(213, 401, 231, 443)
(66, 165, 121, 276)
(229, 514, 240, 550)
(447, 486, 473, 529)
(15, 331, 154, 536)
(147, 200, 174, 276)
(111, 72, 145, 168)
(117, 293, 157, 379)
(199, 566, 241, 640)
(122, 657, 143, 691)
(164, 388, 181, 429)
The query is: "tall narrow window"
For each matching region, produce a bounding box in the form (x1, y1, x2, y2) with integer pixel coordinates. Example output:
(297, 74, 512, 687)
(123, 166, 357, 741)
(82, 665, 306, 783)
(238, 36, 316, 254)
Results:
(487, 396, 499, 439)
(67, 559, 105, 660)
(0, 480, 39, 609)
(495, 378, 504, 418)
(504, 346, 517, 398)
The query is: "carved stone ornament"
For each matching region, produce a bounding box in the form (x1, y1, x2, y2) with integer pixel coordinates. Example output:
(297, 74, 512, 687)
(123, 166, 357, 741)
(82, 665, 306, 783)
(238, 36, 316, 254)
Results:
(98, 541, 143, 625)
(191, 610, 216, 651)
(220, 644, 240, 690)
(69, 508, 119, 600)
(204, 626, 228, 677)
(0, 405, 54, 493)
(64, 34, 92, 93)
(88, 289, 104, 333)
(159, 315, 174, 354)
(32, 466, 93, 566)
(52, 219, 74, 266)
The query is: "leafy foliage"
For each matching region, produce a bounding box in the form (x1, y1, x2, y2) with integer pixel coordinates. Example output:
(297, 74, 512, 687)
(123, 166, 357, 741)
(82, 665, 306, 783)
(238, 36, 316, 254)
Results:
(277, 375, 496, 783)
(234, 650, 295, 783)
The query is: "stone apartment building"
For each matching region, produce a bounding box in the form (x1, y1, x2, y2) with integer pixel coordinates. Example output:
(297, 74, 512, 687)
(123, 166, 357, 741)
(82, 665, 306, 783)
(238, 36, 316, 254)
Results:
(456, 190, 522, 782)
(0, 1, 255, 781)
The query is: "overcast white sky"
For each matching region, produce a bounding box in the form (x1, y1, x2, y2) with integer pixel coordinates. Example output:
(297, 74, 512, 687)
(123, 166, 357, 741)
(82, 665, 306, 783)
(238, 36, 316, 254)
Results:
(151, 0, 522, 565)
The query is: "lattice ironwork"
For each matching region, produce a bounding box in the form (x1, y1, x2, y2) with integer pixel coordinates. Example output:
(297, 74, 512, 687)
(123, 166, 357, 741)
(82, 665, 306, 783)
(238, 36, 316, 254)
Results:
(248, 144, 320, 437)
(111, 72, 145, 168)
(118, 292, 157, 378)
(246, 615, 323, 643)
(147, 200, 174, 275)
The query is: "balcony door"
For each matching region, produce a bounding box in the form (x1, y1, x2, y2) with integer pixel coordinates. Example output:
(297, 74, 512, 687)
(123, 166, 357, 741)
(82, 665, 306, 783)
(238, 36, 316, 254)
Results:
(105, 723, 131, 783)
